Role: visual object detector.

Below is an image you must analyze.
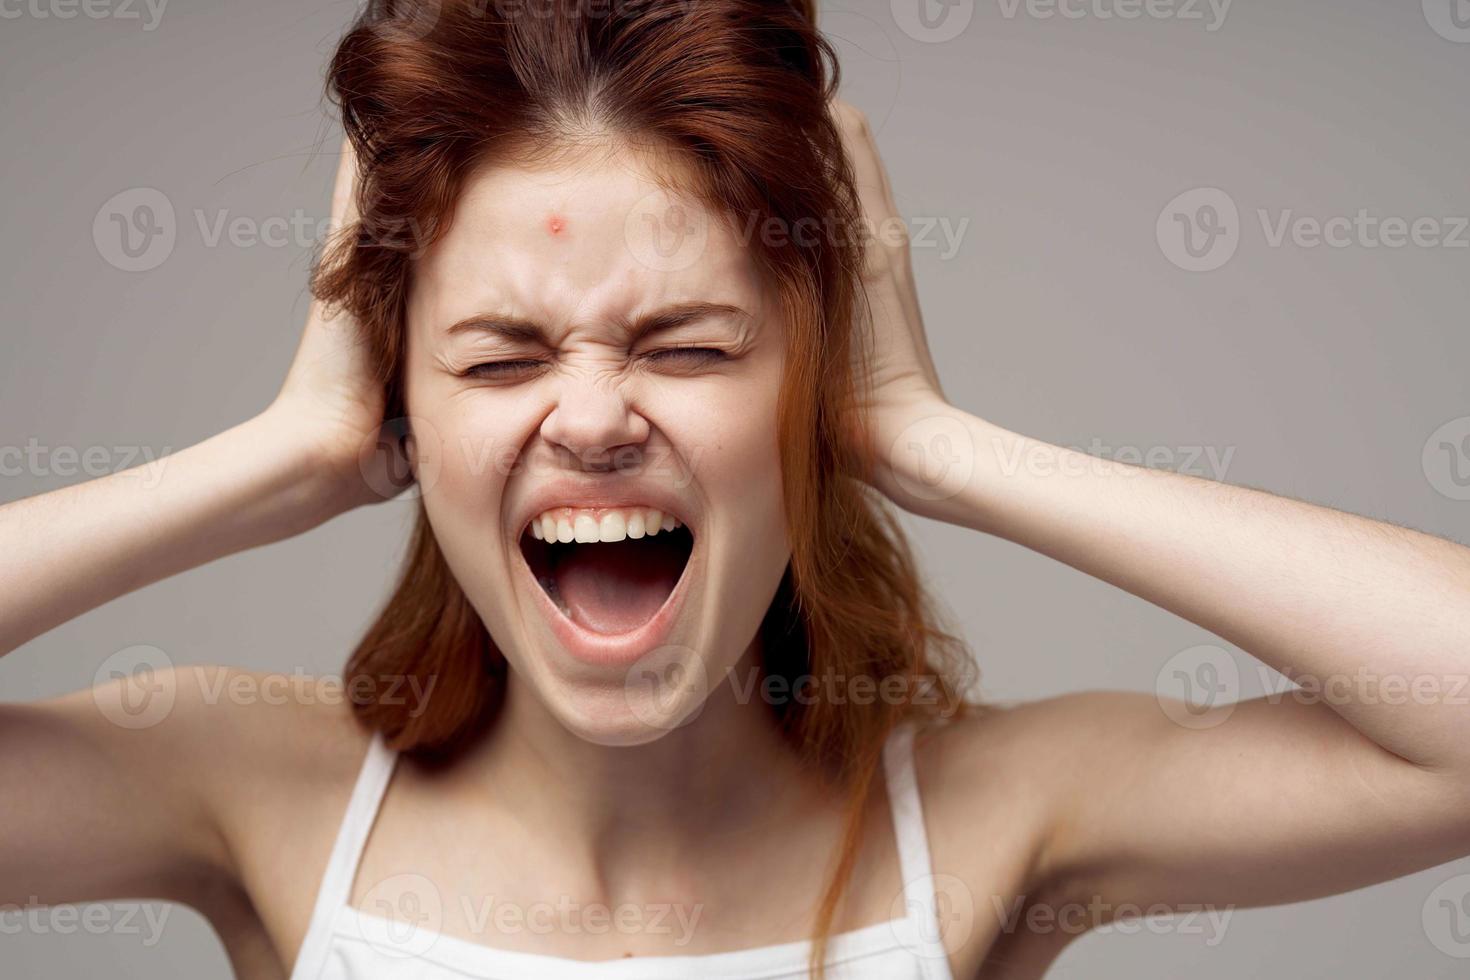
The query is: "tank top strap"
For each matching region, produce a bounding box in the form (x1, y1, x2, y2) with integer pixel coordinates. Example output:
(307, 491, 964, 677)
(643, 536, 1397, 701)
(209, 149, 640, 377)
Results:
(290, 730, 398, 980)
(882, 720, 954, 979)
(318, 730, 398, 908)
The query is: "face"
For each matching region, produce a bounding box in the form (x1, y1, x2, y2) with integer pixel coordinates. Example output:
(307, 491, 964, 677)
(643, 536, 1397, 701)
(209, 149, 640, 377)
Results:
(403, 141, 791, 746)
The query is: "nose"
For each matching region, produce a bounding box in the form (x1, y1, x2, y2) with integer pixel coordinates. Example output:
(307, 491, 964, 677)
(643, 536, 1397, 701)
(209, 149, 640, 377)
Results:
(539, 373, 651, 471)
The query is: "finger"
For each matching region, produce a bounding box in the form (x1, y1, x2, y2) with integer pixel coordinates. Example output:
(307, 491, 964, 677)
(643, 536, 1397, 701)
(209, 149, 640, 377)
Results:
(305, 137, 360, 332)
(831, 100, 903, 222)
(832, 101, 887, 218)
(830, 101, 914, 293)
(329, 135, 360, 231)
(828, 103, 941, 393)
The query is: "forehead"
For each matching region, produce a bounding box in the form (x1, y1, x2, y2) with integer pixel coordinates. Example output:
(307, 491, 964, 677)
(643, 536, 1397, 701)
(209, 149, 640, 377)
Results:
(410, 142, 767, 334)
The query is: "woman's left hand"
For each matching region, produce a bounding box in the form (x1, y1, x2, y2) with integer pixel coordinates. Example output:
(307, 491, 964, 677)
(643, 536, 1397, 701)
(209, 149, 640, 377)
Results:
(830, 100, 954, 503)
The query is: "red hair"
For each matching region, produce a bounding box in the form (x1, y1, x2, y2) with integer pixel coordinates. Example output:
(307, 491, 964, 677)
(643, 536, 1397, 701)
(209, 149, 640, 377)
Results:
(314, 0, 977, 971)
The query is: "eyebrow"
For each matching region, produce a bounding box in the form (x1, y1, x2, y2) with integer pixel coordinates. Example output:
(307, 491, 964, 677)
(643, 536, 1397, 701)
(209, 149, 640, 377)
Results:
(444, 301, 751, 343)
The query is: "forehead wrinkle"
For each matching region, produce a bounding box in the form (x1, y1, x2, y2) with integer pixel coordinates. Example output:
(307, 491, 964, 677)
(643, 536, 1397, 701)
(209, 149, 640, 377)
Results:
(416, 154, 765, 344)
(422, 232, 760, 341)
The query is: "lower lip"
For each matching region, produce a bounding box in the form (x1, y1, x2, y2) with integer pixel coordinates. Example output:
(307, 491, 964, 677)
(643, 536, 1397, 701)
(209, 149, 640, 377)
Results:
(516, 537, 696, 669)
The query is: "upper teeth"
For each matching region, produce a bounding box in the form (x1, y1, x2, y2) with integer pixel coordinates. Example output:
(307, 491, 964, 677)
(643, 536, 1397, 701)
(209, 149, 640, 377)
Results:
(527, 506, 682, 544)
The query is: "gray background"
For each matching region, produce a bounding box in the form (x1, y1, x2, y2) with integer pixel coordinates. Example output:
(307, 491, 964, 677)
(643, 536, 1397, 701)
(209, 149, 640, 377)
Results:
(3, 0, 1468, 975)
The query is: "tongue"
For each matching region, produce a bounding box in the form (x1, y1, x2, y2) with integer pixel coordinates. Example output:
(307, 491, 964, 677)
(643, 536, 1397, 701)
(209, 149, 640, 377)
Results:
(554, 537, 685, 634)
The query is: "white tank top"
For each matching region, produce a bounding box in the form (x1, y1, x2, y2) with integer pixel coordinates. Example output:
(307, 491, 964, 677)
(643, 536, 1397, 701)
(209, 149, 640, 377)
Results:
(289, 722, 954, 980)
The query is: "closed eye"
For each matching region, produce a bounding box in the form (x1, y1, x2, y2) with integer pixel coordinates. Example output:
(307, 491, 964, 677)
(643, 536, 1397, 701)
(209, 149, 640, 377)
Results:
(463, 359, 549, 380)
(462, 348, 726, 381)
(643, 347, 728, 368)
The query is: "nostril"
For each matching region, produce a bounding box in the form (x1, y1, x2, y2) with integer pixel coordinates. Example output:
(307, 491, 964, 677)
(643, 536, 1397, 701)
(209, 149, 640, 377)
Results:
(539, 392, 652, 469)
(549, 443, 646, 473)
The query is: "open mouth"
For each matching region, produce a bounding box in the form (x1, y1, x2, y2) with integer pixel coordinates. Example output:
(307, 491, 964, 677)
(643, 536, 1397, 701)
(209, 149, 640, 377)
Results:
(519, 507, 695, 636)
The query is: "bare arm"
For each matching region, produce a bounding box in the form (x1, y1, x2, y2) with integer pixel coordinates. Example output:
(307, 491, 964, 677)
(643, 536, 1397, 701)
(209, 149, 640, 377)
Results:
(832, 97, 1470, 919)
(890, 413, 1470, 775)
(0, 139, 389, 911)
(0, 412, 344, 656)
(1, 142, 388, 659)
(901, 417, 1470, 911)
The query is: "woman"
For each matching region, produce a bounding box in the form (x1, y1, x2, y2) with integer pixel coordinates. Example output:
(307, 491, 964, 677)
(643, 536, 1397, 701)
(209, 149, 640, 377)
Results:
(4, 0, 1469, 978)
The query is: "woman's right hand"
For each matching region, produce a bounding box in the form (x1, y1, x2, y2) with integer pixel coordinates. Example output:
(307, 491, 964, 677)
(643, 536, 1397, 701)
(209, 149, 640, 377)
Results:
(1, 136, 407, 658)
(264, 137, 402, 514)
(0, 141, 419, 959)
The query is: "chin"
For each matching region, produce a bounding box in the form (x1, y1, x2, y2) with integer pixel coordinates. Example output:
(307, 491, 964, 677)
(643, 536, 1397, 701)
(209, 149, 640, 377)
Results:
(546, 673, 709, 747)
(510, 623, 721, 748)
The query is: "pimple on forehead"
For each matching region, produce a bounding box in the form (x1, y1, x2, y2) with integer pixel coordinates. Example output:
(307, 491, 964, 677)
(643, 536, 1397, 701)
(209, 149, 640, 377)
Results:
(546, 213, 566, 236)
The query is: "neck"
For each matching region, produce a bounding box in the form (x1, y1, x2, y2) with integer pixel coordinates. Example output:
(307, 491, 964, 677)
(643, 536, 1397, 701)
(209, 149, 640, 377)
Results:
(460, 643, 825, 887)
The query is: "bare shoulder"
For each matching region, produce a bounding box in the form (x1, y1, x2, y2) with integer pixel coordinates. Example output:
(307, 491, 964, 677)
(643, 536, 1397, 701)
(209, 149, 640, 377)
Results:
(911, 691, 1157, 892)
(914, 690, 1162, 792)
(129, 667, 377, 947)
(82, 663, 372, 782)
(93, 664, 368, 836)
(893, 692, 1164, 973)
(4, 664, 373, 926)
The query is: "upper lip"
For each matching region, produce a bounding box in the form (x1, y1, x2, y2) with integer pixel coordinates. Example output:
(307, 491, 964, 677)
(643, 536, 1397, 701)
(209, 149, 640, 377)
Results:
(512, 480, 697, 540)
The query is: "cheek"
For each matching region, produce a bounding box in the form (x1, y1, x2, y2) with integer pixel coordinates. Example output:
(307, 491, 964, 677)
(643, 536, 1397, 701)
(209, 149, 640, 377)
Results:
(405, 364, 540, 511)
(430, 400, 528, 502)
(404, 381, 545, 643)
(653, 374, 787, 544)
(407, 382, 539, 646)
